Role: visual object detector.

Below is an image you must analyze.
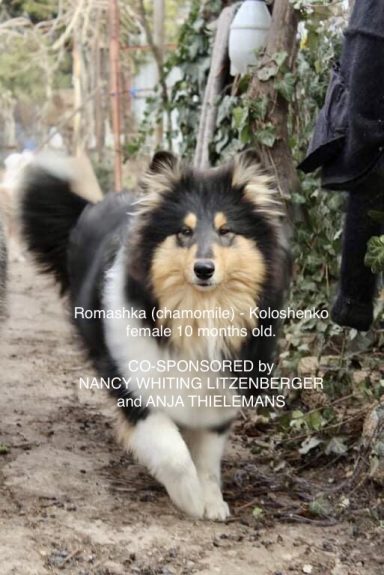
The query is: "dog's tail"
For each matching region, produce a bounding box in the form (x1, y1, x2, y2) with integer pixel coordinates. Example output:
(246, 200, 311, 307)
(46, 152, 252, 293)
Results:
(20, 154, 93, 294)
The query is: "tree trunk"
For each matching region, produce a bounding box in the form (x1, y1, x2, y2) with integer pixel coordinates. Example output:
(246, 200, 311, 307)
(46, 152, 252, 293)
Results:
(72, 32, 83, 155)
(247, 0, 300, 201)
(93, 10, 104, 163)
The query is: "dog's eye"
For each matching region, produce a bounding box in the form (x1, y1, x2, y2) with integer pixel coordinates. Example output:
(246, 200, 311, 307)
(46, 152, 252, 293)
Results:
(218, 227, 232, 236)
(178, 227, 193, 238)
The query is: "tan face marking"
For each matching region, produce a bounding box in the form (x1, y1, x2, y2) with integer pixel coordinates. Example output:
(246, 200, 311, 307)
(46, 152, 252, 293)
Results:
(183, 212, 197, 230)
(151, 233, 265, 299)
(150, 234, 266, 356)
(214, 212, 227, 230)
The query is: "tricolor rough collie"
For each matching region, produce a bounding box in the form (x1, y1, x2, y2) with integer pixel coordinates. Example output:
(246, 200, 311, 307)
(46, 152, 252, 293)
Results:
(20, 150, 289, 520)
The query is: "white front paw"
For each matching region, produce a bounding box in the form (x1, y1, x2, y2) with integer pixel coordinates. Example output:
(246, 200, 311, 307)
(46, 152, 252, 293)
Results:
(204, 494, 230, 521)
(205, 499, 231, 521)
(167, 472, 205, 519)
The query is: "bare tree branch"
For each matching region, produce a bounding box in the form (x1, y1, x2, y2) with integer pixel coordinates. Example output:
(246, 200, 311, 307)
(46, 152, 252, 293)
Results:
(194, 5, 238, 169)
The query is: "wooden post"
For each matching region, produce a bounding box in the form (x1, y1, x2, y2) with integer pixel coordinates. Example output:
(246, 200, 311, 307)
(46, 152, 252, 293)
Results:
(109, 0, 122, 192)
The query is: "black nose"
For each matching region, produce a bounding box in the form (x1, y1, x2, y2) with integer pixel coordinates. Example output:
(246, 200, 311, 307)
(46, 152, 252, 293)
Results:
(194, 260, 215, 280)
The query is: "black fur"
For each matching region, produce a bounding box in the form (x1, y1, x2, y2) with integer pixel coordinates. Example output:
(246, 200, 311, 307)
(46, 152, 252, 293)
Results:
(68, 191, 150, 424)
(21, 167, 88, 293)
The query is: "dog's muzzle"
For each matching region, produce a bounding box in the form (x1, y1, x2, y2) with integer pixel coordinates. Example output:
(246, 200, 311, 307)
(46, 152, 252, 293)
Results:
(194, 259, 215, 282)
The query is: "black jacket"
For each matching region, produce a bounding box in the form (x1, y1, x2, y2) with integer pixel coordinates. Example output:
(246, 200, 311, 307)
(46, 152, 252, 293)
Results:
(299, 0, 384, 190)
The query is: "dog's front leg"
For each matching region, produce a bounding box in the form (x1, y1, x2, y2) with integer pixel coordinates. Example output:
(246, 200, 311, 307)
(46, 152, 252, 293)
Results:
(123, 411, 205, 518)
(185, 429, 230, 521)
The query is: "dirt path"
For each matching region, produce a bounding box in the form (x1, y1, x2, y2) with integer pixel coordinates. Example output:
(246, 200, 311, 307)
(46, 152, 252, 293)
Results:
(0, 260, 383, 575)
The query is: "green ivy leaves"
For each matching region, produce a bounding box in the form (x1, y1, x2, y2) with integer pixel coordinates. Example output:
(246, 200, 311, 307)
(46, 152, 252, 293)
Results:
(366, 235, 384, 274)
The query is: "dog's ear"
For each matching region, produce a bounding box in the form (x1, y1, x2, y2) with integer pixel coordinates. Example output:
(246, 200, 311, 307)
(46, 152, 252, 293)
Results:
(231, 149, 282, 218)
(235, 148, 261, 169)
(140, 151, 181, 199)
(149, 151, 179, 174)
(232, 148, 262, 188)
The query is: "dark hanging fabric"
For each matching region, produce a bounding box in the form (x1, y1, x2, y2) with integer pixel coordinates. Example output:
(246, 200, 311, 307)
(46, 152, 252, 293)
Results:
(299, 0, 384, 188)
(331, 177, 384, 331)
(298, 0, 384, 331)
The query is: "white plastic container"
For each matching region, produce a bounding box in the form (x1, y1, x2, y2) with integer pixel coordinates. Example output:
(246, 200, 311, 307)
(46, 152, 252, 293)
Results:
(229, 0, 272, 76)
